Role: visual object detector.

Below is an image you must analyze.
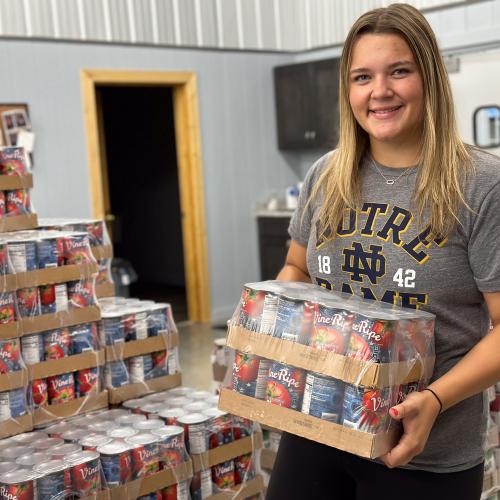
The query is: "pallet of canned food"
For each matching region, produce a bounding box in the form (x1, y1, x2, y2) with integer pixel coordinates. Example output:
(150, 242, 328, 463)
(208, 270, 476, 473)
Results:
(38, 217, 115, 298)
(219, 281, 436, 459)
(121, 385, 264, 499)
(0, 147, 38, 233)
(99, 297, 181, 404)
(0, 228, 103, 433)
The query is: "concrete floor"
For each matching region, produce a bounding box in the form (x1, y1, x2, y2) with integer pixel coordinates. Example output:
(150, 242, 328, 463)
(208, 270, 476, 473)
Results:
(177, 321, 227, 391)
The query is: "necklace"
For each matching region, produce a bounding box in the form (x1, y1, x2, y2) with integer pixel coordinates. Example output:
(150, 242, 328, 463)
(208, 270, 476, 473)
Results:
(370, 158, 411, 185)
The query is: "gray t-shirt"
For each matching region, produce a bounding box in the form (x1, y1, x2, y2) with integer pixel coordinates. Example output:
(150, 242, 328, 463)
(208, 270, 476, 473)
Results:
(289, 147, 500, 473)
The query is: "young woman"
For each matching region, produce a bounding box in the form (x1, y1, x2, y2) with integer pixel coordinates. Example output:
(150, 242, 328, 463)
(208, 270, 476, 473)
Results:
(266, 4, 500, 499)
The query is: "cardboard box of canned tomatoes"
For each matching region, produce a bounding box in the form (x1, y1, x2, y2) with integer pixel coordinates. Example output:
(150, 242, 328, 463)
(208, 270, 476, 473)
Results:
(218, 281, 436, 459)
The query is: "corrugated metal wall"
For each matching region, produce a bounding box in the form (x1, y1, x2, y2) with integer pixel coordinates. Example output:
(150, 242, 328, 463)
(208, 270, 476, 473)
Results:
(0, 0, 481, 51)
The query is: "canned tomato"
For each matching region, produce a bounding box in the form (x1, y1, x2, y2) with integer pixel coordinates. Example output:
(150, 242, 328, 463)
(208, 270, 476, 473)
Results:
(203, 408, 233, 449)
(99, 314, 125, 345)
(44, 328, 72, 359)
(161, 481, 189, 500)
(0, 463, 16, 476)
(0, 293, 15, 324)
(138, 403, 164, 419)
(0, 447, 33, 462)
(168, 397, 192, 408)
(125, 433, 160, 479)
(80, 435, 112, 451)
(116, 413, 147, 426)
(232, 416, 253, 440)
(10, 431, 46, 446)
(39, 283, 68, 314)
(63, 234, 93, 265)
(36, 237, 59, 269)
(70, 322, 98, 353)
(310, 304, 353, 354)
(31, 378, 48, 407)
(273, 296, 315, 344)
(133, 419, 164, 432)
(342, 384, 392, 433)
(151, 350, 168, 377)
(177, 413, 210, 454)
(238, 287, 266, 331)
(47, 373, 75, 404)
(129, 354, 154, 383)
(21, 334, 44, 364)
(104, 361, 129, 389)
(301, 373, 344, 423)
(31, 437, 64, 451)
(0, 245, 8, 274)
(211, 460, 235, 490)
(0, 194, 5, 218)
(87, 420, 118, 434)
(75, 367, 100, 397)
(152, 426, 185, 468)
(34, 459, 69, 499)
(107, 427, 138, 440)
(147, 305, 168, 337)
(67, 279, 95, 308)
(6, 189, 31, 215)
(189, 391, 212, 401)
(50, 443, 81, 459)
(168, 387, 194, 398)
(184, 402, 209, 414)
(158, 407, 186, 426)
(7, 240, 37, 273)
(235, 454, 255, 485)
(190, 469, 212, 500)
(0, 147, 28, 175)
(97, 441, 132, 487)
(122, 398, 143, 414)
(45, 422, 72, 439)
(100, 408, 129, 420)
(231, 351, 271, 399)
(61, 429, 88, 444)
(0, 338, 22, 373)
(16, 286, 40, 318)
(67, 450, 101, 496)
(16, 452, 49, 470)
(266, 362, 306, 410)
(0, 469, 37, 499)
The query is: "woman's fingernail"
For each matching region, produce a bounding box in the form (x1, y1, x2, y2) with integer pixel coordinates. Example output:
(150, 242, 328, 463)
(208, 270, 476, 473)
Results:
(390, 408, 399, 417)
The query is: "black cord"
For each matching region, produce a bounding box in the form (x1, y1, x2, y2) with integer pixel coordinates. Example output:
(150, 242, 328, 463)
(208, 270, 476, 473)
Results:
(424, 387, 443, 414)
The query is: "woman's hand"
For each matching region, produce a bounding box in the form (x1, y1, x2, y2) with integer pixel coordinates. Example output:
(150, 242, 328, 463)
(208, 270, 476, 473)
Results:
(380, 389, 441, 468)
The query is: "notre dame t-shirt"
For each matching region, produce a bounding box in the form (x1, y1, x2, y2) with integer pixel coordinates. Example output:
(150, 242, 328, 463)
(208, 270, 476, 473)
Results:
(289, 147, 500, 473)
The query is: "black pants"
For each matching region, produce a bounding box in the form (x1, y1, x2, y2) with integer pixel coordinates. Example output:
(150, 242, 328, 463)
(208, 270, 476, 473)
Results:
(266, 433, 484, 500)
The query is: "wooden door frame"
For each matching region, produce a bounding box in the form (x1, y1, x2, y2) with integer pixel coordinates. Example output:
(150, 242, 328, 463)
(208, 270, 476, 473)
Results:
(81, 69, 211, 322)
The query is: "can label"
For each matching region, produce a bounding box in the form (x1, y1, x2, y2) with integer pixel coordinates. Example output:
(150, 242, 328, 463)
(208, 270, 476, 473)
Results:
(232, 416, 253, 440)
(266, 362, 306, 410)
(301, 373, 344, 422)
(21, 334, 44, 365)
(36, 238, 59, 269)
(0, 293, 15, 324)
(211, 460, 235, 490)
(161, 481, 189, 500)
(67, 280, 95, 308)
(207, 414, 233, 449)
(259, 292, 279, 335)
(0, 392, 11, 421)
(347, 316, 396, 363)
(32, 379, 49, 407)
(38, 468, 66, 499)
(47, 373, 75, 404)
(273, 297, 314, 344)
(151, 350, 168, 378)
(0, 147, 28, 175)
(72, 457, 101, 495)
(44, 328, 72, 359)
(104, 361, 129, 388)
(6, 189, 31, 216)
(100, 451, 132, 487)
(190, 470, 212, 500)
(16, 287, 40, 318)
(39, 284, 68, 314)
(131, 443, 159, 479)
(75, 367, 100, 397)
(342, 385, 392, 433)
(100, 317, 124, 346)
(148, 310, 167, 337)
(8, 242, 37, 273)
(0, 480, 35, 499)
(129, 355, 153, 383)
(64, 234, 93, 265)
(8, 388, 27, 418)
(232, 352, 270, 399)
(0, 339, 22, 373)
(239, 287, 265, 331)
(234, 453, 255, 485)
(167, 348, 178, 375)
(183, 422, 207, 454)
(310, 305, 352, 354)
(158, 433, 185, 468)
(71, 322, 98, 353)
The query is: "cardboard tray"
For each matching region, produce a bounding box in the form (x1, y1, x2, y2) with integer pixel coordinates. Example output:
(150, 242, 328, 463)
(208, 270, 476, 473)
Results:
(105, 332, 179, 363)
(0, 321, 22, 340)
(33, 390, 108, 426)
(95, 282, 115, 298)
(0, 214, 38, 233)
(0, 368, 28, 391)
(28, 349, 105, 380)
(97, 460, 193, 500)
(218, 388, 401, 460)
(108, 373, 182, 404)
(227, 325, 435, 388)
(260, 448, 276, 471)
(21, 305, 101, 335)
(206, 475, 264, 500)
(0, 413, 33, 439)
(191, 433, 263, 472)
(91, 245, 113, 261)
(0, 173, 33, 190)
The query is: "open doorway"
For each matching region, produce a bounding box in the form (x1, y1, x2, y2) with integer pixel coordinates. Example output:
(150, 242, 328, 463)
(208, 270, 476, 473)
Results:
(81, 70, 210, 323)
(98, 86, 187, 321)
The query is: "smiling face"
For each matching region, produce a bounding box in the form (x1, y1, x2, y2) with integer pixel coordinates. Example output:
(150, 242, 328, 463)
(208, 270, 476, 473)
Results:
(348, 33, 424, 156)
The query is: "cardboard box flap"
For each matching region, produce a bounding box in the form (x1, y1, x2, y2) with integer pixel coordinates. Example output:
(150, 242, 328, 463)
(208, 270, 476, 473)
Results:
(192, 433, 263, 472)
(0, 368, 28, 391)
(105, 333, 177, 362)
(0, 413, 33, 439)
(218, 388, 401, 460)
(95, 283, 115, 298)
(108, 373, 182, 405)
(15, 262, 98, 289)
(0, 214, 38, 233)
(91, 245, 113, 261)
(260, 448, 276, 470)
(33, 391, 108, 426)
(206, 475, 264, 500)
(22, 306, 101, 335)
(0, 173, 33, 190)
(227, 326, 434, 387)
(0, 274, 18, 293)
(0, 321, 22, 340)
(29, 350, 105, 380)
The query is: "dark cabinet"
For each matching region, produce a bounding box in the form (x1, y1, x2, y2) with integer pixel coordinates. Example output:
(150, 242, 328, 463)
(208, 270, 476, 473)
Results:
(274, 58, 340, 150)
(258, 216, 291, 280)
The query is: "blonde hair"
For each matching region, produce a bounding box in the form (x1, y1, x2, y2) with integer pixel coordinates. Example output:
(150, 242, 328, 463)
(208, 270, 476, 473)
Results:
(310, 3, 471, 242)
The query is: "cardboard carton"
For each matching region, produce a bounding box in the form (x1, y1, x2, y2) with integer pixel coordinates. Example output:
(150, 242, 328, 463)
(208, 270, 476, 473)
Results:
(95, 283, 115, 298)
(260, 448, 276, 471)
(206, 475, 264, 500)
(0, 214, 38, 233)
(105, 333, 177, 363)
(218, 388, 400, 459)
(0, 173, 33, 190)
(0, 368, 28, 391)
(227, 325, 434, 388)
(91, 245, 113, 261)
(0, 413, 33, 439)
(0, 321, 22, 340)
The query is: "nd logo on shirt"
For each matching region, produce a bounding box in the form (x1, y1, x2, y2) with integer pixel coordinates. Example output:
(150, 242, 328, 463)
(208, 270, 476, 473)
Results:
(314, 202, 447, 309)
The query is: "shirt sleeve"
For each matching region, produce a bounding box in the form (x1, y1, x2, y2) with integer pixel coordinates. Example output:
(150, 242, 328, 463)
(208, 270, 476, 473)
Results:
(288, 153, 331, 247)
(469, 180, 500, 292)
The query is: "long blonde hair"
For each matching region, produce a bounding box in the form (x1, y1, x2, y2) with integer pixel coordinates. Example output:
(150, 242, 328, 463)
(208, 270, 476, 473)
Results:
(311, 3, 471, 242)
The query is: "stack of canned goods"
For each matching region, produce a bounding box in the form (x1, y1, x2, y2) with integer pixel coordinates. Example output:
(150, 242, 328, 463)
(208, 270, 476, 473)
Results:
(228, 281, 436, 434)
(99, 297, 179, 389)
(0, 147, 34, 219)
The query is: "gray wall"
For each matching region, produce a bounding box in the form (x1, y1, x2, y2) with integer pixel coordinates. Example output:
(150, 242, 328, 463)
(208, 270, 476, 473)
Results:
(0, 38, 299, 321)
